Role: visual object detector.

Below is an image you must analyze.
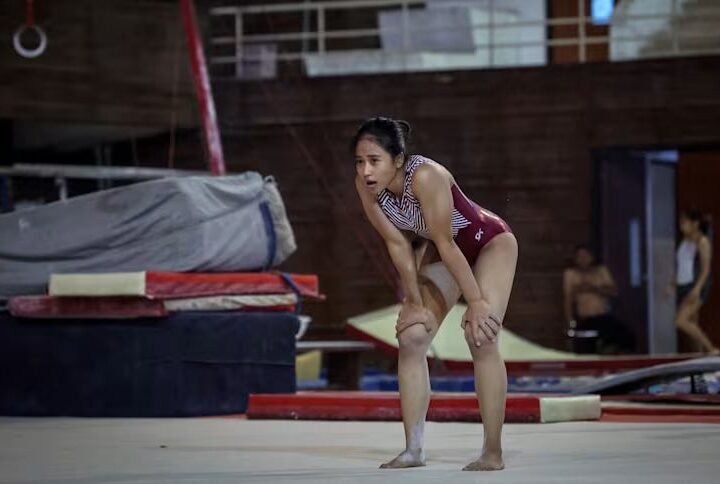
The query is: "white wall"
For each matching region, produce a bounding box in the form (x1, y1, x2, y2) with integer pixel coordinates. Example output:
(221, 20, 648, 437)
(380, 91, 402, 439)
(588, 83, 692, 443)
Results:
(611, 0, 720, 61)
(428, 0, 547, 66)
(306, 0, 547, 76)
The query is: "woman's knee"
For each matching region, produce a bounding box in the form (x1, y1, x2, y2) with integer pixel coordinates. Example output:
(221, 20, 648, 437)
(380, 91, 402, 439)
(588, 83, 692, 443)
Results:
(398, 324, 433, 353)
(675, 306, 694, 326)
(464, 331, 501, 359)
(471, 344, 501, 364)
(675, 310, 699, 330)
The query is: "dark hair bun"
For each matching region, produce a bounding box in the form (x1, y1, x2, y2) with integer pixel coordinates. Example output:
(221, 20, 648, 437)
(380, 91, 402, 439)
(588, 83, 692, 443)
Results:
(397, 120, 412, 140)
(350, 116, 412, 160)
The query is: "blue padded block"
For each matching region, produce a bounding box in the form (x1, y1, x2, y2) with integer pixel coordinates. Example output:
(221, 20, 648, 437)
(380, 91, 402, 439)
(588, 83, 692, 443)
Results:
(0, 311, 298, 416)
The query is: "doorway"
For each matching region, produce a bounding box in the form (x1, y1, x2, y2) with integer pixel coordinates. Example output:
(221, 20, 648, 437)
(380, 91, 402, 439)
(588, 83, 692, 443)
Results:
(594, 149, 678, 354)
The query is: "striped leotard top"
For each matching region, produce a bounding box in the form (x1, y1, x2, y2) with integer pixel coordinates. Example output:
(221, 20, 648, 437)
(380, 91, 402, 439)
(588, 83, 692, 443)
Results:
(377, 154, 511, 264)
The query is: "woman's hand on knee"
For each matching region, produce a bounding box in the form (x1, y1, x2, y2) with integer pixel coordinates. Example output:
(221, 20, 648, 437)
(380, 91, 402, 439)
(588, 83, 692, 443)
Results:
(461, 300, 501, 347)
(396, 302, 436, 336)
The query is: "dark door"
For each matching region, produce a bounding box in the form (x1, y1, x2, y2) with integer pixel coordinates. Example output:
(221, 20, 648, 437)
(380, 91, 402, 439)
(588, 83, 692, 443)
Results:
(595, 150, 648, 352)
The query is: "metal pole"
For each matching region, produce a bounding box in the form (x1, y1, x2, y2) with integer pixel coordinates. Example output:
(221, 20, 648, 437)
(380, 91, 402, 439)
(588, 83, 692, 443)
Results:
(671, 0, 679, 55)
(318, 6, 326, 53)
(402, 0, 409, 64)
(489, 0, 495, 66)
(180, 0, 227, 176)
(578, 0, 586, 63)
(234, 12, 244, 78)
(55, 176, 68, 201)
(302, 0, 311, 54)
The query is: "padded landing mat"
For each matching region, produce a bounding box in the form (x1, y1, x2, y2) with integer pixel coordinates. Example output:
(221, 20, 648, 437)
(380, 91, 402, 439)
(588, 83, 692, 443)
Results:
(247, 391, 601, 423)
(49, 272, 321, 299)
(348, 304, 695, 374)
(9, 293, 298, 318)
(601, 396, 720, 423)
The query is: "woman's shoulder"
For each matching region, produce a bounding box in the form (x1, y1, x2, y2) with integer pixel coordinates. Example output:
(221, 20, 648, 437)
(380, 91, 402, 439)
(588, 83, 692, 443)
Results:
(409, 155, 451, 183)
(699, 235, 712, 250)
(409, 154, 438, 166)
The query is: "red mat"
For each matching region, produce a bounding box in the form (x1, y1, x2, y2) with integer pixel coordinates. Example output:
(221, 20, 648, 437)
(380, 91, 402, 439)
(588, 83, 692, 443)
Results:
(15, 272, 321, 318)
(146, 272, 322, 299)
(601, 395, 720, 419)
(9, 294, 297, 319)
(601, 414, 720, 424)
(9, 296, 168, 319)
(499, 355, 700, 376)
(247, 391, 720, 424)
(249, 392, 549, 423)
(602, 394, 720, 405)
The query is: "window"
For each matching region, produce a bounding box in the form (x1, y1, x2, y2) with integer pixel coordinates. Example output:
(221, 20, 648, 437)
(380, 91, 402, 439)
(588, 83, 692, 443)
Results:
(592, 0, 614, 25)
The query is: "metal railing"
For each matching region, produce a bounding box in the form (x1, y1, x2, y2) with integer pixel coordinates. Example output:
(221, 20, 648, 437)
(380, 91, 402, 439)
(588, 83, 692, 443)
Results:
(208, 0, 720, 78)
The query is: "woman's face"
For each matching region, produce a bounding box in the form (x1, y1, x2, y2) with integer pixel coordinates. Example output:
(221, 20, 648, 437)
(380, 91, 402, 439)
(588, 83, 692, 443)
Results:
(679, 214, 698, 236)
(355, 137, 402, 195)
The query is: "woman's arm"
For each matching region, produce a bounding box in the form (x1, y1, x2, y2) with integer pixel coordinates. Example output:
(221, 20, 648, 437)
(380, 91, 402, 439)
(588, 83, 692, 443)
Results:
(411, 165, 483, 304)
(411, 165, 498, 345)
(354, 176, 423, 305)
(387, 239, 423, 305)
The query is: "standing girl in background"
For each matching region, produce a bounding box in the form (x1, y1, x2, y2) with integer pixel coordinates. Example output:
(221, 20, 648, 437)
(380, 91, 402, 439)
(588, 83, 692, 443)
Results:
(674, 209, 718, 355)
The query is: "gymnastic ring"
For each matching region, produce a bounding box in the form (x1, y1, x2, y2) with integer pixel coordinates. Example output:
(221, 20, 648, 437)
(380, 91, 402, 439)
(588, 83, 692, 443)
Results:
(13, 24, 47, 59)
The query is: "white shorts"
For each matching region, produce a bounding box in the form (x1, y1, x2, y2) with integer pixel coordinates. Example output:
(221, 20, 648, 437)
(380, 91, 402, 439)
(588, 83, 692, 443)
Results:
(418, 261, 462, 313)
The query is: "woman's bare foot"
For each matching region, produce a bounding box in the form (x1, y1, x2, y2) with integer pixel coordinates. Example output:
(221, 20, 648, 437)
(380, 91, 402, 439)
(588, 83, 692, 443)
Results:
(708, 347, 720, 356)
(379, 449, 426, 469)
(462, 451, 504, 471)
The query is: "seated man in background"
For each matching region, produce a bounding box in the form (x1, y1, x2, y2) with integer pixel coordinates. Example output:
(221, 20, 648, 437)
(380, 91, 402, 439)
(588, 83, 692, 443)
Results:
(563, 245, 636, 354)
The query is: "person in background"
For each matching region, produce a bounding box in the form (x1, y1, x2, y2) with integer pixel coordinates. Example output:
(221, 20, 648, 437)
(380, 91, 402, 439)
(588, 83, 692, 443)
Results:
(563, 245, 635, 353)
(672, 209, 718, 355)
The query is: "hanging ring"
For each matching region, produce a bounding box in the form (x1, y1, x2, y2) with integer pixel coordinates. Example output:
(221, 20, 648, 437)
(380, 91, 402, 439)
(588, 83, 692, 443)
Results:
(13, 24, 47, 59)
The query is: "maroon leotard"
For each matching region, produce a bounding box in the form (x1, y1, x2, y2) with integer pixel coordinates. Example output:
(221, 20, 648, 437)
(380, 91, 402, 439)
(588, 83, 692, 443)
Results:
(377, 155, 512, 265)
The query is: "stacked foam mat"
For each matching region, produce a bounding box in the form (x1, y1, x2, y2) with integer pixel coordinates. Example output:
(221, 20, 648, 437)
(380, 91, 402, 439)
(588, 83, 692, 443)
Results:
(0, 173, 296, 297)
(8, 272, 320, 318)
(0, 174, 321, 417)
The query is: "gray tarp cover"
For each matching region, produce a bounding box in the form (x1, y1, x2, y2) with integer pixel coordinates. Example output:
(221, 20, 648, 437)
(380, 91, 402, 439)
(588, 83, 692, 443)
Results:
(0, 172, 296, 298)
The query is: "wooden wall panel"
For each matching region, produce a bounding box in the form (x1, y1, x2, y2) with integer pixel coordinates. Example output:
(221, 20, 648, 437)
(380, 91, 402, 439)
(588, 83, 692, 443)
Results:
(549, 0, 610, 64)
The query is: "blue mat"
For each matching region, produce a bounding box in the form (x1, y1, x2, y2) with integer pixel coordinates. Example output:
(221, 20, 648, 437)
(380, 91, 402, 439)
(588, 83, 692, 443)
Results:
(0, 311, 298, 417)
(359, 373, 597, 393)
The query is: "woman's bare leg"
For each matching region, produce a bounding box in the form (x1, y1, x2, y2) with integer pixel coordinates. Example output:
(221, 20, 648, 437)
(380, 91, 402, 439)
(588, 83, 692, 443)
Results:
(676, 299, 718, 353)
(380, 251, 455, 468)
(463, 233, 518, 471)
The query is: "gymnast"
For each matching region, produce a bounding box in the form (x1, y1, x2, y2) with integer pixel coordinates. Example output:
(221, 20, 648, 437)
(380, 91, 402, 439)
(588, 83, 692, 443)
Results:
(352, 117, 517, 471)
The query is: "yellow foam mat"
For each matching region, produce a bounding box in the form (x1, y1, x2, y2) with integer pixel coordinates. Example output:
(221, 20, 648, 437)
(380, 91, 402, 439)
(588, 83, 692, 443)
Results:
(540, 395, 602, 423)
(49, 272, 147, 297)
(348, 304, 600, 363)
(296, 350, 322, 381)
